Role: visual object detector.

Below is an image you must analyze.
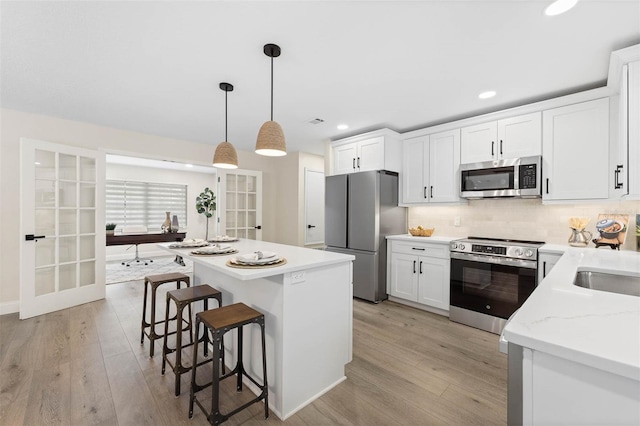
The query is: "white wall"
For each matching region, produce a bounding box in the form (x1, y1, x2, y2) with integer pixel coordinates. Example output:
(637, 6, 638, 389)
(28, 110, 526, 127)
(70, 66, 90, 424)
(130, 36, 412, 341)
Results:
(0, 108, 308, 311)
(409, 199, 640, 250)
(105, 163, 217, 260)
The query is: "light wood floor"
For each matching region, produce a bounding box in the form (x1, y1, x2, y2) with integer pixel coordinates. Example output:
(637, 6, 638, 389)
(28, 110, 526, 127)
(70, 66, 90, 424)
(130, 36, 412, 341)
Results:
(0, 280, 507, 425)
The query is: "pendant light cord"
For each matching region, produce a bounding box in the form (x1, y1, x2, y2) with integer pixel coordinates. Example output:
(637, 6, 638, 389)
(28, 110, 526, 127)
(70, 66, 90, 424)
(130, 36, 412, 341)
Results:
(270, 55, 274, 121)
(225, 88, 228, 141)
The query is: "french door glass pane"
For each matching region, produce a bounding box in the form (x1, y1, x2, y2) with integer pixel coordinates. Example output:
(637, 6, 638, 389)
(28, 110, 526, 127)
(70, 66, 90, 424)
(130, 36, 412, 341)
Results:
(79, 210, 95, 234)
(59, 154, 76, 180)
(35, 267, 56, 296)
(35, 209, 55, 235)
(79, 157, 96, 182)
(247, 193, 256, 210)
(36, 238, 55, 267)
(247, 176, 256, 192)
(238, 175, 246, 191)
(59, 236, 77, 263)
(227, 192, 236, 209)
(80, 236, 95, 260)
(226, 211, 236, 228)
(227, 174, 237, 191)
(237, 229, 247, 238)
(247, 229, 256, 240)
(238, 213, 246, 227)
(80, 183, 95, 207)
(59, 264, 77, 291)
(238, 194, 246, 210)
(247, 211, 256, 227)
(59, 210, 76, 235)
(59, 181, 77, 207)
(35, 180, 56, 207)
(35, 150, 55, 179)
(80, 261, 95, 286)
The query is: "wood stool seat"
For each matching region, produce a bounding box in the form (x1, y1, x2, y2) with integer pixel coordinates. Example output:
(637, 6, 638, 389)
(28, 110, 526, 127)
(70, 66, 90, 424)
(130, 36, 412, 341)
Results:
(162, 284, 223, 396)
(189, 302, 269, 424)
(141, 272, 190, 358)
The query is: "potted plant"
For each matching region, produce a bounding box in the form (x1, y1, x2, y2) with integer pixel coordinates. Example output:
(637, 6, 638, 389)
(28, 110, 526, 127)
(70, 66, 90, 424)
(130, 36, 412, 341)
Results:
(106, 223, 117, 235)
(196, 187, 216, 240)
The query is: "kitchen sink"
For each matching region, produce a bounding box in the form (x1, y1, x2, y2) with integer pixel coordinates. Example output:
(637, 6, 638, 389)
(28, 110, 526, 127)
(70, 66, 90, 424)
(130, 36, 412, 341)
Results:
(573, 270, 640, 297)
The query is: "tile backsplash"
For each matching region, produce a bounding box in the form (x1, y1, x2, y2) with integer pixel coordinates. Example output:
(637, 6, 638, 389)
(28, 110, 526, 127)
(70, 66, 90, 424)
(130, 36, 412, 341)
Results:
(409, 199, 640, 251)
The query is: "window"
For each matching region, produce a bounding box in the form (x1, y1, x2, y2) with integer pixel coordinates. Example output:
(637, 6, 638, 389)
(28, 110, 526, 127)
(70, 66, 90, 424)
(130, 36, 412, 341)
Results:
(106, 180, 187, 230)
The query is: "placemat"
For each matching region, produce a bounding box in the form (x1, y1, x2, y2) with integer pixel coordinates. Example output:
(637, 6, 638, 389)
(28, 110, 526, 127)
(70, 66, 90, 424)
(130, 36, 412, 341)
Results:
(225, 258, 287, 269)
(190, 249, 238, 256)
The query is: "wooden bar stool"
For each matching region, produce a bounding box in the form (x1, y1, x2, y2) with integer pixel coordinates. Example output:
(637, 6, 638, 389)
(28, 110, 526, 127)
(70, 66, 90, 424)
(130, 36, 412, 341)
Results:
(162, 284, 223, 396)
(141, 272, 190, 357)
(189, 303, 269, 424)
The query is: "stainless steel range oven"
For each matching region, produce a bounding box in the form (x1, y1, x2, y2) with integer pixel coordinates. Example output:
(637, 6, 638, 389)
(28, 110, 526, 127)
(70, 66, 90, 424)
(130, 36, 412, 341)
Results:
(449, 237, 544, 334)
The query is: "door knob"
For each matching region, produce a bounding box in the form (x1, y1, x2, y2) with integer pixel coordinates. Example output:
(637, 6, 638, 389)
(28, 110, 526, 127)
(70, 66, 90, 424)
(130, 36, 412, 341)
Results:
(25, 234, 46, 241)
(307, 224, 316, 229)
(254, 225, 262, 230)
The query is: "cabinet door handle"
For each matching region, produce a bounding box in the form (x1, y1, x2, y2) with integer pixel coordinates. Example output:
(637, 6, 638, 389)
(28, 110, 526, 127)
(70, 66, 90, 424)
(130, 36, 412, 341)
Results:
(307, 224, 316, 229)
(419, 261, 423, 274)
(352, 158, 356, 170)
(500, 139, 503, 156)
(430, 186, 433, 198)
(543, 261, 547, 278)
(491, 141, 495, 157)
(423, 186, 427, 199)
(614, 164, 624, 189)
(411, 247, 425, 251)
(357, 157, 360, 169)
(413, 260, 416, 274)
(546, 178, 549, 194)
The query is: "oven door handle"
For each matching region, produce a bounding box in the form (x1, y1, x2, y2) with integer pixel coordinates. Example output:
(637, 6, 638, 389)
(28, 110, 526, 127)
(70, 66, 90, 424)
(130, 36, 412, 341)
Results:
(450, 252, 537, 269)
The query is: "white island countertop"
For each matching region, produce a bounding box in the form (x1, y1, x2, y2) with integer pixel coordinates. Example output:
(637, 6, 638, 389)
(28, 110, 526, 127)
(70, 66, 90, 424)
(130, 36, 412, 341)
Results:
(158, 239, 354, 280)
(503, 247, 640, 380)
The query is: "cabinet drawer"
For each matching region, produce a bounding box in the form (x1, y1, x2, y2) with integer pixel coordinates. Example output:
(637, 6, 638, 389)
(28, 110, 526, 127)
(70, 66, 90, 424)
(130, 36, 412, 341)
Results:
(390, 241, 449, 259)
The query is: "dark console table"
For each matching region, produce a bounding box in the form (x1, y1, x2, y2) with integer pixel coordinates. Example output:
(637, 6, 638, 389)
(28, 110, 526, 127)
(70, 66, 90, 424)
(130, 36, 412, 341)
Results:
(107, 232, 186, 266)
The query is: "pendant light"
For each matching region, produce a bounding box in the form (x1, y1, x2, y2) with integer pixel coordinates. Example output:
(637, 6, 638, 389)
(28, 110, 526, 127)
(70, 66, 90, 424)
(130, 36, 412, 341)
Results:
(255, 43, 287, 157)
(212, 82, 239, 169)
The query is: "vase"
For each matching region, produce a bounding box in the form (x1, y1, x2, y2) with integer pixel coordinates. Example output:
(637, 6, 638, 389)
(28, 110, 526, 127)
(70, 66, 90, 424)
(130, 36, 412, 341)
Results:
(162, 211, 171, 233)
(171, 215, 179, 232)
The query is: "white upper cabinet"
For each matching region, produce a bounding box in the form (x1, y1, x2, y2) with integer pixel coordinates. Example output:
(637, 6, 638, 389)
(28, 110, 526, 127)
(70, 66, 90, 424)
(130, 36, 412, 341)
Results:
(330, 129, 400, 175)
(401, 129, 461, 204)
(542, 98, 610, 201)
(460, 112, 541, 164)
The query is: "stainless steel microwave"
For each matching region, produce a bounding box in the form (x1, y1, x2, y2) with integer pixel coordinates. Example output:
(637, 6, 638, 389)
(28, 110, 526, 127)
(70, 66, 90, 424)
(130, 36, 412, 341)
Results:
(460, 155, 542, 199)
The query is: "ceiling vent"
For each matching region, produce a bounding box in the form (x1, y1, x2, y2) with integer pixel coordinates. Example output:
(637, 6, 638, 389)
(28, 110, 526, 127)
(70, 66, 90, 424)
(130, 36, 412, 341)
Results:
(307, 118, 325, 125)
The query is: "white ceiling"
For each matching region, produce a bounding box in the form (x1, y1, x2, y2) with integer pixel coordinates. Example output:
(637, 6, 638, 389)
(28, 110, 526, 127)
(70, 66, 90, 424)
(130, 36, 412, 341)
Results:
(2, 1, 639, 157)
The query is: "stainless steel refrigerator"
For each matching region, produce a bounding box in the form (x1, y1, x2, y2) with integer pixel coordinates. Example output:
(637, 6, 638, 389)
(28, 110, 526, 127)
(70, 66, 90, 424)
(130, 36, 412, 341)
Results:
(325, 170, 407, 302)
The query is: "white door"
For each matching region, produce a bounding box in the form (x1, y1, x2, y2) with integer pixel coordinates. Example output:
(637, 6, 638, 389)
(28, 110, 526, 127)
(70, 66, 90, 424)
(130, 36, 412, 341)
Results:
(217, 169, 263, 240)
(304, 168, 325, 245)
(20, 138, 105, 319)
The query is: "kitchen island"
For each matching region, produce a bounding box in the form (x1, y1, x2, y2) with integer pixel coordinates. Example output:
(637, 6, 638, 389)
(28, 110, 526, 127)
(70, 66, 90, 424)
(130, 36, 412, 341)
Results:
(503, 247, 640, 425)
(159, 240, 354, 420)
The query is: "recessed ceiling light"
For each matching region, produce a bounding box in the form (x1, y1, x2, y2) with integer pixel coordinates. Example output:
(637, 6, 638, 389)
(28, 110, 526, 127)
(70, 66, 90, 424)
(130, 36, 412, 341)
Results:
(337, 124, 349, 130)
(34, 162, 41, 165)
(545, 0, 579, 16)
(478, 91, 496, 99)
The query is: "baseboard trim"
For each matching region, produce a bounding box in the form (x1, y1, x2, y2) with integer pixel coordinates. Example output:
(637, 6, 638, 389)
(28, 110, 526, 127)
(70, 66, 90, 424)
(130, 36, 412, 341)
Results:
(0, 300, 19, 315)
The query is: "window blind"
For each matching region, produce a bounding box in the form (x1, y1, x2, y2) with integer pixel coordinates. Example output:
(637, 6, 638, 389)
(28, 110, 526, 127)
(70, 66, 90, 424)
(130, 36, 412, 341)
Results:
(106, 180, 187, 230)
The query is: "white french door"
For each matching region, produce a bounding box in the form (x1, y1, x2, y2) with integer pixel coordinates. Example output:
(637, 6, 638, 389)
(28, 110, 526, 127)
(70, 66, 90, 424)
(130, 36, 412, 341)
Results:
(20, 138, 105, 319)
(217, 169, 262, 240)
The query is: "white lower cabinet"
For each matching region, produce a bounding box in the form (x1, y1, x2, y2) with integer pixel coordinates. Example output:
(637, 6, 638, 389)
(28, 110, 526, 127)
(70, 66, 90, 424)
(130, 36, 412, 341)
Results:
(537, 251, 564, 284)
(522, 348, 639, 425)
(388, 239, 450, 313)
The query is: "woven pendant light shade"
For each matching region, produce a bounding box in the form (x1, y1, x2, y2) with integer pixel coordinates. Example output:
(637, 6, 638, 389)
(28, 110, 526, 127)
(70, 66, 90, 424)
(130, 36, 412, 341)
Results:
(212, 141, 238, 169)
(255, 120, 286, 156)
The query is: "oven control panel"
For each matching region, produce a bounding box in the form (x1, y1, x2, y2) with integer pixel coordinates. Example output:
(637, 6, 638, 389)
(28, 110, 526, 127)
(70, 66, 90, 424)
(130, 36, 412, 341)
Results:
(451, 239, 541, 260)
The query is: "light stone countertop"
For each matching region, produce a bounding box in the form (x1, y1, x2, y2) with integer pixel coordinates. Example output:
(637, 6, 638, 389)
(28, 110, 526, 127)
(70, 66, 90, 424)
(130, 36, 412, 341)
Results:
(386, 234, 458, 244)
(158, 239, 354, 281)
(503, 247, 640, 379)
